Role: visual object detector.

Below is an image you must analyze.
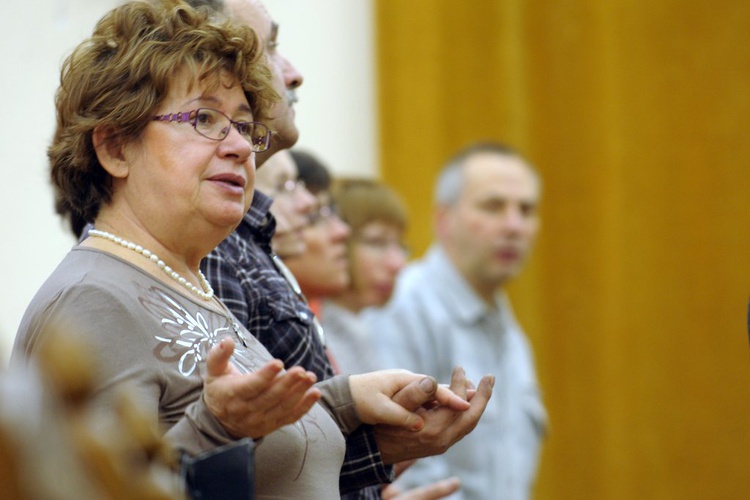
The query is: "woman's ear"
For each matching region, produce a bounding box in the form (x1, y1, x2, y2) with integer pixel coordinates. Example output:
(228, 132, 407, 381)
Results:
(93, 125, 129, 178)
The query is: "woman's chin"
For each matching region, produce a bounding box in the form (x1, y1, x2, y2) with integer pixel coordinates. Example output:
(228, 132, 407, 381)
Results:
(205, 209, 246, 235)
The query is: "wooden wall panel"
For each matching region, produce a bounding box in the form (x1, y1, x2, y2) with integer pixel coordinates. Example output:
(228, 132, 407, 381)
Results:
(376, 1, 750, 498)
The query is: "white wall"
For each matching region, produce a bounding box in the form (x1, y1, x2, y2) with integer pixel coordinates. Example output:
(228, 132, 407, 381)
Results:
(264, 0, 378, 178)
(0, 0, 376, 366)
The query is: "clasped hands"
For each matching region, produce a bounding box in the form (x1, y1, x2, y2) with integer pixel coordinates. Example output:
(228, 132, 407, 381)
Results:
(202, 337, 494, 460)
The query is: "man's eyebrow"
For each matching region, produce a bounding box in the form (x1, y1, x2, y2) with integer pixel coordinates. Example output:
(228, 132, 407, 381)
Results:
(270, 21, 279, 41)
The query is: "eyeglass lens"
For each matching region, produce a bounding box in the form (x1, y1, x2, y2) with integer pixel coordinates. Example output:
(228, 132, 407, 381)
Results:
(278, 179, 305, 195)
(193, 108, 270, 152)
(308, 204, 337, 225)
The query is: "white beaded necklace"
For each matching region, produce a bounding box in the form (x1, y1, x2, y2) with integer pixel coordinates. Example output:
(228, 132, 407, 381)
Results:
(88, 229, 214, 301)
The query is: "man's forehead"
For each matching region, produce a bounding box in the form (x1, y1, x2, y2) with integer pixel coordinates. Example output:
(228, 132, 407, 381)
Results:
(463, 155, 539, 197)
(227, 0, 273, 40)
(468, 153, 534, 177)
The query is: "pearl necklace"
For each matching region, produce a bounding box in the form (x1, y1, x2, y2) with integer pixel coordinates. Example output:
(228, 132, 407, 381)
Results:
(88, 229, 214, 301)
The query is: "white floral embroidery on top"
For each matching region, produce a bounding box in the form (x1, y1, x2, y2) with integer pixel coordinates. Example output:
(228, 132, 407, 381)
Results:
(140, 286, 263, 376)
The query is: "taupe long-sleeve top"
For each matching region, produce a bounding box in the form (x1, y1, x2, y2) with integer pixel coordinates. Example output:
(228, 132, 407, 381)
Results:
(13, 247, 354, 499)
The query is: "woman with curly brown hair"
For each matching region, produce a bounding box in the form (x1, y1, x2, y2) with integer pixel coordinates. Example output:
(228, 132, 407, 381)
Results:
(11, 2, 465, 497)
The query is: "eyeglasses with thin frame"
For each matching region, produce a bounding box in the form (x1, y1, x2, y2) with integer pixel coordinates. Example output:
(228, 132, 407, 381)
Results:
(152, 108, 271, 152)
(307, 204, 338, 226)
(355, 235, 410, 257)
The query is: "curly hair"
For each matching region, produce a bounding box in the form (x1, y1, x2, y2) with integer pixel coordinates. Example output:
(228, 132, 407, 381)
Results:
(50, 0, 278, 227)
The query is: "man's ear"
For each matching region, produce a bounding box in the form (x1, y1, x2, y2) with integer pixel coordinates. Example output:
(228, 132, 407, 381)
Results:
(92, 125, 129, 178)
(434, 204, 451, 240)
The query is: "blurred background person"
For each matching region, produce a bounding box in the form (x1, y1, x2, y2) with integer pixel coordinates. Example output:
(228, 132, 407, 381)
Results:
(366, 142, 548, 500)
(253, 149, 316, 259)
(322, 178, 410, 375)
(284, 150, 352, 312)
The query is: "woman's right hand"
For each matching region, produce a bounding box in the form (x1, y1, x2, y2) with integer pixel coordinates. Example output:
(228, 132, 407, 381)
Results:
(202, 337, 322, 439)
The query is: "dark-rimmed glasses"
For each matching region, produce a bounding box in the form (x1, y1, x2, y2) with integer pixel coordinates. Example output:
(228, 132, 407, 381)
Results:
(152, 108, 271, 152)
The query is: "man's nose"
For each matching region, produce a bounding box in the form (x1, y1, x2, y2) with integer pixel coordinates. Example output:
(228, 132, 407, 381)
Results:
(281, 54, 303, 89)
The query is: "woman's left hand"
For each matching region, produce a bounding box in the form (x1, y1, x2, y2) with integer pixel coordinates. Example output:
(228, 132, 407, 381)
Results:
(348, 370, 471, 430)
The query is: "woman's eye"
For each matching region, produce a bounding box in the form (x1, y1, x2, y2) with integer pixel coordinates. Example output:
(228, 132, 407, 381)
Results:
(196, 111, 214, 125)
